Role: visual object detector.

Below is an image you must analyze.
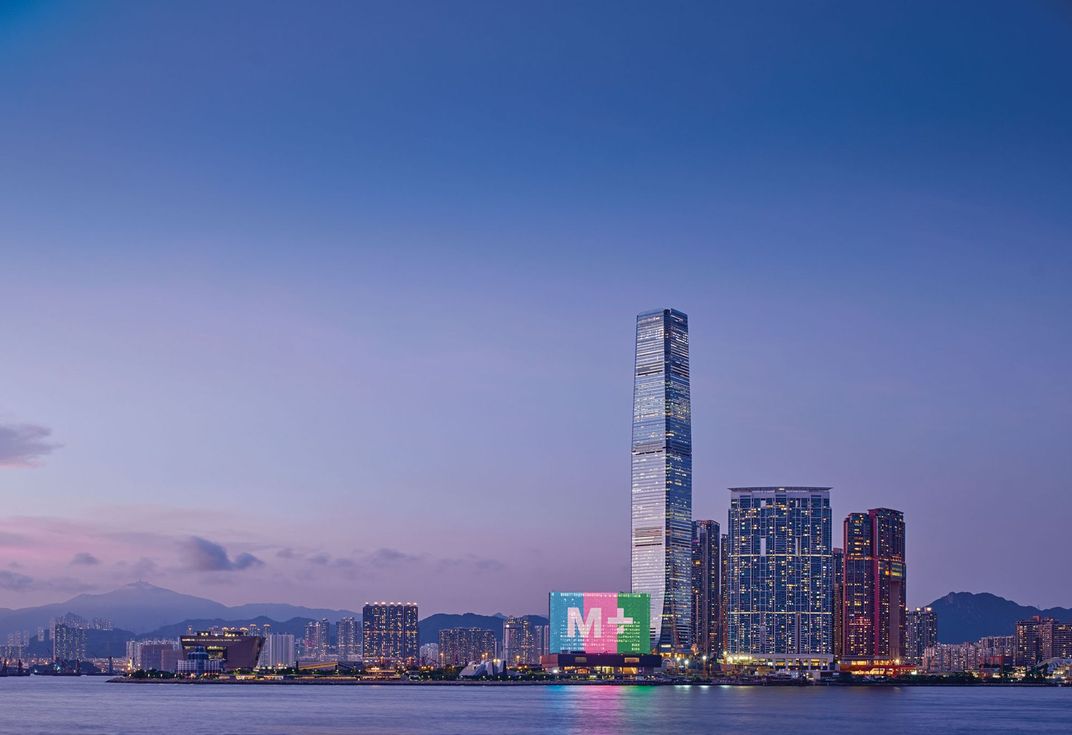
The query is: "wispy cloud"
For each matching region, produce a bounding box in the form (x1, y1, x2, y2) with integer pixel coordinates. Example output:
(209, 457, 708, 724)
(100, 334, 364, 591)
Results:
(179, 536, 264, 572)
(0, 422, 61, 467)
(70, 552, 101, 566)
(0, 570, 34, 590)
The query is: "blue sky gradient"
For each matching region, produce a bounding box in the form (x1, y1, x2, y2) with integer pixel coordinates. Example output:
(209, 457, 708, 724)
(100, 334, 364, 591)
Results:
(1, 1, 1070, 613)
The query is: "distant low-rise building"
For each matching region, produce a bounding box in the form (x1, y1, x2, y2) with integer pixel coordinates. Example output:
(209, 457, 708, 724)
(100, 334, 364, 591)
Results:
(924, 635, 1014, 673)
(179, 629, 264, 671)
(127, 641, 181, 672)
(177, 646, 225, 676)
(1015, 617, 1072, 666)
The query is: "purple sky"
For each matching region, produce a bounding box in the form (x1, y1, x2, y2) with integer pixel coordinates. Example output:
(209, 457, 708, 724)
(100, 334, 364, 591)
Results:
(1, 1, 1070, 614)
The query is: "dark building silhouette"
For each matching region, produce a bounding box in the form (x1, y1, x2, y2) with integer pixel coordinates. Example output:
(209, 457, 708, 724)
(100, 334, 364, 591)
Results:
(691, 519, 720, 660)
(719, 532, 729, 659)
(832, 547, 844, 662)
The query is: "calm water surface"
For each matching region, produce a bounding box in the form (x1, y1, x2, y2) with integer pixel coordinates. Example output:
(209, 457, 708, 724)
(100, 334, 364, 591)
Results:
(1, 677, 1068, 734)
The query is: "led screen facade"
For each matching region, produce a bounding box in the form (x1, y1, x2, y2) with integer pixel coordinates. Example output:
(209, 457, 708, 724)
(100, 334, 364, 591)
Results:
(549, 592, 651, 654)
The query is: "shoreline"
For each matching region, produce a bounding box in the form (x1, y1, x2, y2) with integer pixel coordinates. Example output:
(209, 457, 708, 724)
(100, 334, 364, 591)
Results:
(105, 677, 1064, 688)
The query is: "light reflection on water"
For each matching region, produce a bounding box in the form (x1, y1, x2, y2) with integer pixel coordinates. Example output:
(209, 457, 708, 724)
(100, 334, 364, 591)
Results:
(0, 677, 1067, 735)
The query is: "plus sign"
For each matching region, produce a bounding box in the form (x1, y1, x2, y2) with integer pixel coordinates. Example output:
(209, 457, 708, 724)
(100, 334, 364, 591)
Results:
(606, 608, 633, 633)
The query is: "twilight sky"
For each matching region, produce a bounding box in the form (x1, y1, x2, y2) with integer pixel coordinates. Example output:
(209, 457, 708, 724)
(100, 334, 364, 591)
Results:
(1, 1, 1070, 615)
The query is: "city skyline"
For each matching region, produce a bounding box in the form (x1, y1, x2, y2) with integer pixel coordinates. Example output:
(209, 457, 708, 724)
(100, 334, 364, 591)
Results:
(2, 2, 1071, 616)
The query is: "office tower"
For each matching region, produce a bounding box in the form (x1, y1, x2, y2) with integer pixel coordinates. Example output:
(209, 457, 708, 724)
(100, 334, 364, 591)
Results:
(905, 607, 938, 665)
(52, 623, 87, 662)
(842, 508, 907, 665)
(337, 617, 360, 661)
(303, 619, 330, 660)
(832, 547, 844, 662)
(726, 487, 834, 668)
(1015, 617, 1072, 666)
(631, 308, 692, 652)
(258, 633, 297, 668)
(502, 617, 539, 668)
(362, 602, 419, 666)
(691, 519, 720, 659)
(438, 628, 497, 667)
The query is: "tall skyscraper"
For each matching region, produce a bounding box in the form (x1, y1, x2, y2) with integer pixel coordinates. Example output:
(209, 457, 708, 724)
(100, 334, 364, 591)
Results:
(691, 519, 720, 660)
(905, 607, 937, 665)
(630, 307, 692, 652)
(337, 617, 360, 661)
(362, 602, 419, 666)
(726, 487, 834, 668)
(842, 508, 907, 665)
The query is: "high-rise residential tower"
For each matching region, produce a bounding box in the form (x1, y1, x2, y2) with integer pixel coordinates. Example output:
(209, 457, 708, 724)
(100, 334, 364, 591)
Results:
(337, 617, 360, 661)
(303, 618, 330, 661)
(726, 487, 834, 668)
(362, 602, 419, 666)
(502, 617, 540, 668)
(842, 508, 907, 666)
(905, 607, 937, 665)
(691, 519, 720, 660)
(438, 627, 497, 667)
(630, 308, 692, 652)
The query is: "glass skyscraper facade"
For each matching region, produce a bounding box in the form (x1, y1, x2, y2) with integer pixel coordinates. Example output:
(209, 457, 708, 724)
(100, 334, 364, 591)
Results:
(726, 487, 834, 668)
(630, 308, 692, 652)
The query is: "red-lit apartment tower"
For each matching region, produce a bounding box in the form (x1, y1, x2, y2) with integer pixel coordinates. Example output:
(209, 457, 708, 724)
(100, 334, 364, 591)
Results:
(841, 508, 906, 668)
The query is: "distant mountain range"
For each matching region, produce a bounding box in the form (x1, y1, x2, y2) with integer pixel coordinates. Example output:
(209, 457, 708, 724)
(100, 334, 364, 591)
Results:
(4, 583, 1067, 650)
(926, 592, 1072, 643)
(0, 583, 547, 646)
(0, 582, 361, 636)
